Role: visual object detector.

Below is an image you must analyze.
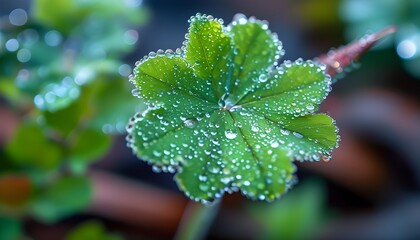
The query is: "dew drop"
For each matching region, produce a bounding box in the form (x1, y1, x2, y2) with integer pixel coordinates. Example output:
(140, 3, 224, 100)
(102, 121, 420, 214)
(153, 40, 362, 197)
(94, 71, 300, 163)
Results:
(199, 184, 209, 191)
(280, 129, 290, 135)
(131, 88, 140, 97)
(293, 132, 303, 138)
(225, 129, 237, 139)
(209, 166, 220, 174)
(284, 60, 292, 68)
(258, 74, 268, 82)
(233, 13, 247, 24)
(165, 49, 174, 57)
(184, 119, 197, 128)
(152, 165, 162, 173)
(157, 49, 164, 56)
(199, 175, 207, 182)
(148, 51, 156, 58)
(221, 177, 231, 184)
(306, 104, 315, 111)
(175, 48, 183, 55)
(251, 125, 259, 133)
(153, 150, 162, 157)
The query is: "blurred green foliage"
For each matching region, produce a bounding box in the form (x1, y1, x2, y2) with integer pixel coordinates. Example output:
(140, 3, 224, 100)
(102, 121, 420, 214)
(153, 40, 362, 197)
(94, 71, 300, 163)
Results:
(0, 0, 147, 237)
(248, 179, 327, 240)
(340, 0, 420, 78)
(0, 215, 22, 240)
(31, 176, 91, 223)
(66, 220, 122, 240)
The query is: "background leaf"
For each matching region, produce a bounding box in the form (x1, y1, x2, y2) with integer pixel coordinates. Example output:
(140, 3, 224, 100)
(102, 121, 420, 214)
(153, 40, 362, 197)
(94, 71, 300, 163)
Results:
(0, 175, 32, 208)
(31, 176, 92, 223)
(68, 128, 111, 164)
(66, 220, 122, 240)
(6, 122, 62, 170)
(249, 179, 326, 240)
(0, 216, 22, 240)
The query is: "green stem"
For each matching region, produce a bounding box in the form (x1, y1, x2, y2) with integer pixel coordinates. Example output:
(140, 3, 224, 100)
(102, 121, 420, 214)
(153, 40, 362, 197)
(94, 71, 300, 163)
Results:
(174, 200, 221, 240)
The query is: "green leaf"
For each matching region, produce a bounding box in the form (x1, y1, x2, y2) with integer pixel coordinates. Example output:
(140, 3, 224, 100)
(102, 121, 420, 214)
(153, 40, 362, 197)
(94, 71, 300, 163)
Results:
(66, 220, 122, 240)
(6, 122, 62, 170)
(31, 176, 92, 223)
(0, 78, 22, 104)
(33, 0, 147, 34)
(89, 75, 146, 134)
(227, 13, 282, 104)
(69, 128, 111, 163)
(34, 76, 81, 112)
(185, 14, 233, 99)
(127, 13, 339, 202)
(0, 216, 22, 240)
(42, 83, 92, 137)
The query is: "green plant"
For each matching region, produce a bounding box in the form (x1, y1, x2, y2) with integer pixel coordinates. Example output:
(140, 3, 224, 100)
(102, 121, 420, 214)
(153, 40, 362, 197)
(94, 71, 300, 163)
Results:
(125, 13, 394, 240)
(127, 13, 339, 203)
(0, 0, 147, 238)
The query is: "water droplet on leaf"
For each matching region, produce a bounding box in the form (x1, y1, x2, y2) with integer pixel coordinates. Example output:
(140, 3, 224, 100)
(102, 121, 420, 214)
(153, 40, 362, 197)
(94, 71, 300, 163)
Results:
(225, 129, 238, 139)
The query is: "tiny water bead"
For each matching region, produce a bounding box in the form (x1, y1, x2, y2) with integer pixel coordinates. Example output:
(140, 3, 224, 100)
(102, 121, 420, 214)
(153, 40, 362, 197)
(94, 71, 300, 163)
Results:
(184, 119, 197, 128)
(224, 129, 238, 139)
(127, 13, 339, 203)
(258, 74, 268, 82)
(131, 88, 140, 97)
(292, 131, 303, 139)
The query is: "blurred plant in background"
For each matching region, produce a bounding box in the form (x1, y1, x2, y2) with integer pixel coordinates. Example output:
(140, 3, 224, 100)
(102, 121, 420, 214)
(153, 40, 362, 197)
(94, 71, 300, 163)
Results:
(341, 0, 420, 78)
(0, 0, 147, 238)
(248, 179, 327, 240)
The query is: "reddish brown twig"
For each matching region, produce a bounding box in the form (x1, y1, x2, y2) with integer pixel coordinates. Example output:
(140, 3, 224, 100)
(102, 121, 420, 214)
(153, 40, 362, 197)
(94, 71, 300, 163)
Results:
(317, 26, 397, 78)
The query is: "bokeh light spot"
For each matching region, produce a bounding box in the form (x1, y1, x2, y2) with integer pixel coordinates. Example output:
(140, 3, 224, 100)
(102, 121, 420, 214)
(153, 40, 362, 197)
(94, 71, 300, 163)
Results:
(397, 40, 417, 59)
(5, 39, 19, 52)
(17, 49, 31, 62)
(9, 8, 27, 26)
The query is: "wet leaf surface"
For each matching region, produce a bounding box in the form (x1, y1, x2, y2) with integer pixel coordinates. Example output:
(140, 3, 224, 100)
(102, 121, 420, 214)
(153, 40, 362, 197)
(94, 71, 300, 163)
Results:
(127, 13, 339, 202)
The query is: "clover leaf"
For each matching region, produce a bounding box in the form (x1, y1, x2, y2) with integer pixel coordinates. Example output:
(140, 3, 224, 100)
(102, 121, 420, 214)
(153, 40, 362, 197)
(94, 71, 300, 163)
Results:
(127, 13, 338, 202)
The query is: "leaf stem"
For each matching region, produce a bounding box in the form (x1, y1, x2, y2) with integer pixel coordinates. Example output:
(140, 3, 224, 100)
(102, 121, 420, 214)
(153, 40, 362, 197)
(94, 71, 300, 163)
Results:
(174, 200, 221, 240)
(317, 26, 397, 78)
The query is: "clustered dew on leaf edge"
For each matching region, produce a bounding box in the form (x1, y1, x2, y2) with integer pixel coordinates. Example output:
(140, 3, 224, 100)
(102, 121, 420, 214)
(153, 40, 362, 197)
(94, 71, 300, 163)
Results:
(126, 13, 339, 203)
